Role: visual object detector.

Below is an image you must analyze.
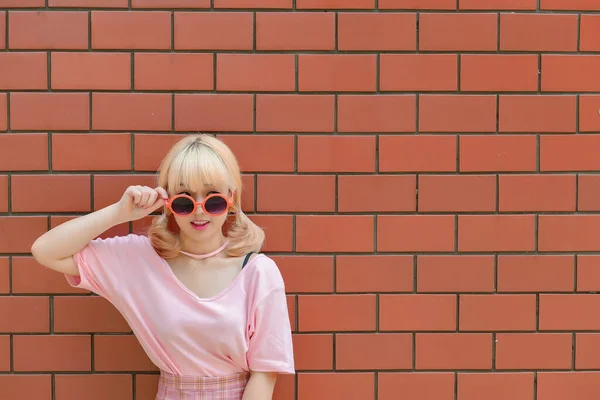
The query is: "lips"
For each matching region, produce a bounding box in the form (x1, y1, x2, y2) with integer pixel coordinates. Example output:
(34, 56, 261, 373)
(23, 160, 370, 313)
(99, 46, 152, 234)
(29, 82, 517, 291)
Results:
(191, 220, 209, 230)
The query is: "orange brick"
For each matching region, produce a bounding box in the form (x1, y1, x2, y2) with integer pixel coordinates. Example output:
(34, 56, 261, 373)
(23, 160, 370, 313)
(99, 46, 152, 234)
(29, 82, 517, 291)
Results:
(416, 333, 492, 370)
(55, 375, 133, 400)
(0, 176, 6, 213)
(13, 335, 91, 372)
(0, 375, 51, 400)
(377, 215, 455, 252)
(338, 95, 416, 133)
(539, 215, 600, 252)
(8, 11, 88, 49)
(91, 11, 171, 50)
(216, 54, 295, 92)
(418, 175, 496, 212)
(257, 175, 335, 212)
(297, 294, 376, 331)
(459, 135, 537, 172)
(217, 135, 295, 173)
(0, 296, 49, 333)
(296, 0, 373, 8)
(51, 52, 130, 90)
(336, 334, 412, 370)
(499, 95, 576, 133)
(257, 95, 334, 132)
(579, 95, 600, 132)
(129, 134, 180, 171)
(575, 334, 600, 369)
(0, 94, 5, 131)
(295, 215, 374, 252)
(0, 134, 48, 171)
(379, 373, 455, 400)
(461, 55, 538, 92)
(175, 12, 253, 50)
(11, 256, 87, 294)
(419, 13, 498, 51)
(0, 216, 48, 253)
(458, 215, 536, 252)
(175, 94, 254, 132)
(92, 93, 171, 131)
(457, 373, 534, 400)
(0, 52, 47, 90)
(538, 372, 600, 400)
(94, 335, 157, 371)
(580, 15, 600, 51)
(11, 175, 91, 213)
(52, 133, 131, 171)
(381, 54, 457, 91)
(214, 0, 290, 7)
(298, 373, 374, 400)
(272, 256, 334, 293)
(247, 215, 293, 252)
(337, 13, 416, 51)
(542, 55, 600, 92)
(460, 0, 536, 9)
(53, 296, 131, 333)
(540, 135, 600, 171)
(539, 294, 600, 330)
(135, 53, 213, 91)
(292, 334, 333, 370)
(337, 175, 416, 212)
(50, 0, 126, 5)
(297, 135, 375, 172)
(578, 175, 600, 211)
(459, 295, 537, 331)
(380, 0, 455, 8)
(500, 13, 578, 51)
(133, 0, 209, 6)
(419, 95, 497, 132)
(497, 255, 575, 292)
(417, 255, 495, 293)
(578, 256, 600, 292)
(380, 294, 457, 331)
(256, 12, 335, 51)
(499, 174, 576, 211)
(10, 93, 89, 131)
(336, 255, 414, 293)
(298, 54, 376, 92)
(540, 0, 600, 10)
(379, 135, 457, 172)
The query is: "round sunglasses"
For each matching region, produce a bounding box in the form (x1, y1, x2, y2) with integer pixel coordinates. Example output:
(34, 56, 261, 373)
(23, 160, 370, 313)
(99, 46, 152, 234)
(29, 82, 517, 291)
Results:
(165, 193, 233, 217)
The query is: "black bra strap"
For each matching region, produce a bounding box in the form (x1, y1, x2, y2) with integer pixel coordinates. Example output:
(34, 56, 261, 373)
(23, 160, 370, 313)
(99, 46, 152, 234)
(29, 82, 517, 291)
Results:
(242, 252, 254, 268)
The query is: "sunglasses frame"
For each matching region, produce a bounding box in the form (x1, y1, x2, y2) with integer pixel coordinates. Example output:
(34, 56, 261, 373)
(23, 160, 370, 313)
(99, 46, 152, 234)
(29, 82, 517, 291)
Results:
(165, 193, 233, 217)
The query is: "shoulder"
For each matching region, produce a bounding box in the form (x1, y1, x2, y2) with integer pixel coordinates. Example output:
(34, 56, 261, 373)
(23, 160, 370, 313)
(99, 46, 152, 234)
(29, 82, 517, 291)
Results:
(85, 233, 153, 256)
(244, 254, 286, 297)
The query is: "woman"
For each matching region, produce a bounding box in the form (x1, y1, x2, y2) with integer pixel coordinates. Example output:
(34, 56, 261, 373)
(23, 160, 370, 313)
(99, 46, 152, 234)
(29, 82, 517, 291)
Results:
(31, 134, 295, 399)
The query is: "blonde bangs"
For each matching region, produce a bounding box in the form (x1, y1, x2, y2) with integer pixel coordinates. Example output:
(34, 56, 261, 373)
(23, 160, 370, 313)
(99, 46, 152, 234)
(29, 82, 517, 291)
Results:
(166, 143, 233, 196)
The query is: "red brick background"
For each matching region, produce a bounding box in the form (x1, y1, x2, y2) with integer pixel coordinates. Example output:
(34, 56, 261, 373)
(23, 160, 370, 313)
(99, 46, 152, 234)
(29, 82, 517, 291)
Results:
(2, 0, 600, 399)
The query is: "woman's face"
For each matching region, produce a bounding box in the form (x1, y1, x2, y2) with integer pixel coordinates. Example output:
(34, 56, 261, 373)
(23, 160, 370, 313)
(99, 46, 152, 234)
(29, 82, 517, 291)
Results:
(169, 184, 232, 241)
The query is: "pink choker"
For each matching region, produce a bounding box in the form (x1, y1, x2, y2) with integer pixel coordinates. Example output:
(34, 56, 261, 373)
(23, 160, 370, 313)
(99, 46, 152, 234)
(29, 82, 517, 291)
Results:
(179, 240, 229, 260)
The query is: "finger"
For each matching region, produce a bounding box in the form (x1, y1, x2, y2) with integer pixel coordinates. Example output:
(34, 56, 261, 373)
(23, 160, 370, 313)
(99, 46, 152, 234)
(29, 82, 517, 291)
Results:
(156, 187, 169, 201)
(139, 187, 151, 206)
(145, 190, 158, 208)
(130, 187, 143, 205)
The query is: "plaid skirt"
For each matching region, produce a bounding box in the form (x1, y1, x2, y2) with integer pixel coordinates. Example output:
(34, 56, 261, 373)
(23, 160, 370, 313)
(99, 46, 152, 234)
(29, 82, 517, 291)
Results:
(155, 370, 250, 400)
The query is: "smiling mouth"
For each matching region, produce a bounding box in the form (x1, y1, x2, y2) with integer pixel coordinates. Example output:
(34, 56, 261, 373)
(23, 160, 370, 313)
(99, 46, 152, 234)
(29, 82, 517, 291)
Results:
(191, 221, 210, 230)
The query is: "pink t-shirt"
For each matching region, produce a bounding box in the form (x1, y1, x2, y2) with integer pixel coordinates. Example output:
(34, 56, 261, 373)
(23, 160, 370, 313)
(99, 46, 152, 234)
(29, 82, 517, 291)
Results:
(65, 234, 295, 377)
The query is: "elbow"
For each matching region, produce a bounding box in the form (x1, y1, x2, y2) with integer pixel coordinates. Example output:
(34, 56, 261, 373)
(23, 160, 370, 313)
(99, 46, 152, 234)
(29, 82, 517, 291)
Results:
(30, 237, 49, 266)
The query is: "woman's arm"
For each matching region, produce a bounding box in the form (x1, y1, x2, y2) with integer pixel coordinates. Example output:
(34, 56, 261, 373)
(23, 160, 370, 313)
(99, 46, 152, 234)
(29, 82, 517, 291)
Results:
(31, 203, 125, 276)
(31, 185, 167, 276)
(242, 371, 278, 400)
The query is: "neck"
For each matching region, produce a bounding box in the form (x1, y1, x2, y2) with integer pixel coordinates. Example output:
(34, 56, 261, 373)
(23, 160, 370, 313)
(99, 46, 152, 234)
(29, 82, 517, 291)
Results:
(179, 234, 228, 259)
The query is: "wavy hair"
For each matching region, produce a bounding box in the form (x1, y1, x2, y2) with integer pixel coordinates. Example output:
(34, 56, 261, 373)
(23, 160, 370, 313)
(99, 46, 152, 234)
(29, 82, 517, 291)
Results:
(146, 134, 264, 258)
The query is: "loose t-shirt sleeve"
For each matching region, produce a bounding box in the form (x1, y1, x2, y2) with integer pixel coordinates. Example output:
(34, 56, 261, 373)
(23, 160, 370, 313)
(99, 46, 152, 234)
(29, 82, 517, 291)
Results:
(65, 234, 145, 302)
(246, 261, 295, 374)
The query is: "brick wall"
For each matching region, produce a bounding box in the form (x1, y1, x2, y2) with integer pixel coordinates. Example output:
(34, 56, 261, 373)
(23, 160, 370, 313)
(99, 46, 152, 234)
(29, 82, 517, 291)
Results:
(1, 0, 600, 399)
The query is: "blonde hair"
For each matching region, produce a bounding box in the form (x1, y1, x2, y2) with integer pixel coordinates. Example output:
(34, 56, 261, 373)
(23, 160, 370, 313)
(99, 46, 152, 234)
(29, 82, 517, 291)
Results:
(146, 134, 265, 259)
